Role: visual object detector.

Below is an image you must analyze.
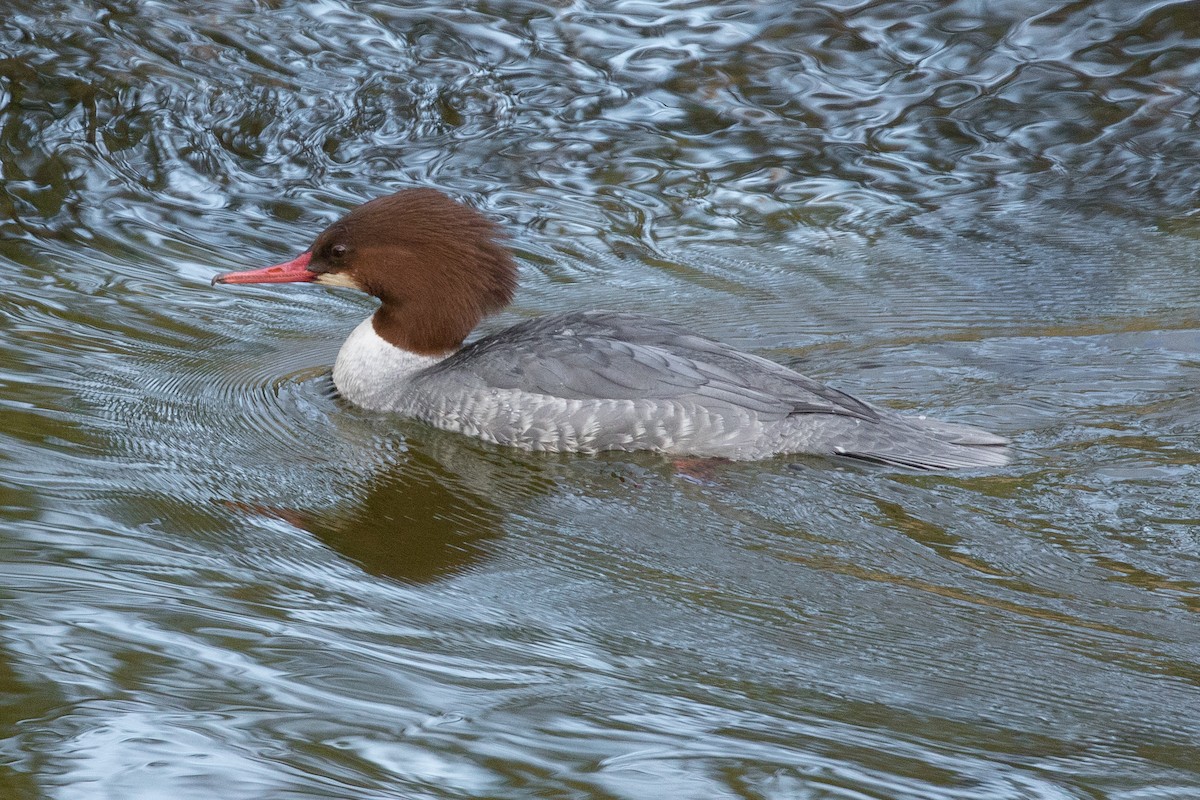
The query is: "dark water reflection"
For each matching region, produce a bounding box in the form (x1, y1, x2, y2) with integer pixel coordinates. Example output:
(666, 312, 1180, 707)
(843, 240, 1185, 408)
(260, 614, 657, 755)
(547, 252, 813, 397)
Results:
(300, 436, 548, 583)
(2, 1, 1200, 798)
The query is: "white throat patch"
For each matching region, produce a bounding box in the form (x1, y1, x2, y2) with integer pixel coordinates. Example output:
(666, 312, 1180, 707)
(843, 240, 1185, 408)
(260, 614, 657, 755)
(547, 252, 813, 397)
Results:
(332, 316, 448, 411)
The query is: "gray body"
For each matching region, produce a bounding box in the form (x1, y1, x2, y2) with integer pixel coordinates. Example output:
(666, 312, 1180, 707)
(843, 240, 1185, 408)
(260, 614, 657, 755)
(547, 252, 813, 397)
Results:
(333, 311, 1008, 470)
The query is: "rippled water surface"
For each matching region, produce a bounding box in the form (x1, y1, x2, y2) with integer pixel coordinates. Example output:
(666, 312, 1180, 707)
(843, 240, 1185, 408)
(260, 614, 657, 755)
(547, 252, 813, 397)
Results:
(2, 1, 1200, 797)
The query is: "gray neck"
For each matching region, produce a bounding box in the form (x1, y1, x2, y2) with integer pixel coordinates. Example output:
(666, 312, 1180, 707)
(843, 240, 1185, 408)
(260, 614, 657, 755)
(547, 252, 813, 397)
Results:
(332, 316, 448, 411)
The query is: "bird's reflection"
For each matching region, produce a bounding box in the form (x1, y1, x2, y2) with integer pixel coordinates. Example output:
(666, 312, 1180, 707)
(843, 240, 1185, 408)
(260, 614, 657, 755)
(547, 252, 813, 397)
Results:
(308, 454, 495, 582)
(282, 429, 557, 584)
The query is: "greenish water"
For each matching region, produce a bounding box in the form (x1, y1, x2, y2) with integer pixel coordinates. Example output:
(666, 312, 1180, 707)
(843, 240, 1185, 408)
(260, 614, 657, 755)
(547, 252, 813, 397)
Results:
(2, 1, 1199, 797)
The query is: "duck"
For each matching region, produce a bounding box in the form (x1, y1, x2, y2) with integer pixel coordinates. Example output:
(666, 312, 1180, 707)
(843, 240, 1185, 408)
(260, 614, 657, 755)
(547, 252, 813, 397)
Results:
(212, 189, 1009, 469)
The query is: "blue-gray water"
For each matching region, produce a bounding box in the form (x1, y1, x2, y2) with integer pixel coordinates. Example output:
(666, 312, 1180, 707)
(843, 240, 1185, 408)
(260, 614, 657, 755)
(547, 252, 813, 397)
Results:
(2, 1, 1199, 797)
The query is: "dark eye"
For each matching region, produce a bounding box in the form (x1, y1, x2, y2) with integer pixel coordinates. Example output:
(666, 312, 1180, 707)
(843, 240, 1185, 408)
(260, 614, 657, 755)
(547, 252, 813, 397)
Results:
(330, 243, 347, 262)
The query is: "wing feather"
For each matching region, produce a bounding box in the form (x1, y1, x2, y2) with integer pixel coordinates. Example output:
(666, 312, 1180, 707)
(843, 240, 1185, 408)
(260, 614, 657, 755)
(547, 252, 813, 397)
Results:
(415, 311, 879, 423)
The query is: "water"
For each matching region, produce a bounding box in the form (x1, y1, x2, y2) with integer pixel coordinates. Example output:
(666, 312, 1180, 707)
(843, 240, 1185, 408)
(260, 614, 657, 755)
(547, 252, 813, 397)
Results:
(2, 1, 1200, 797)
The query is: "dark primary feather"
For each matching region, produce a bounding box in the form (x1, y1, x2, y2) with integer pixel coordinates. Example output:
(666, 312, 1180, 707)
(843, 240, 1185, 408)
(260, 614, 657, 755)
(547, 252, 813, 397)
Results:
(417, 311, 879, 422)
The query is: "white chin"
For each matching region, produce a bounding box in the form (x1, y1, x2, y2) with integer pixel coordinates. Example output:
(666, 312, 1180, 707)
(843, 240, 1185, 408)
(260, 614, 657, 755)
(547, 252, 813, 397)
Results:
(314, 272, 362, 290)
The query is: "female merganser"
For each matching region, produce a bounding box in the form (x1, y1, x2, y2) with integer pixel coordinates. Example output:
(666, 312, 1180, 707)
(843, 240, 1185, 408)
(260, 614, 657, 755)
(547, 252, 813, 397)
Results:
(213, 189, 1008, 469)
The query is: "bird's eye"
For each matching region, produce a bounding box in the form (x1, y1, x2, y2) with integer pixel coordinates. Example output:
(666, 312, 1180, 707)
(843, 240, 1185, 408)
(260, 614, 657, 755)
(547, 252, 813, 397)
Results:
(331, 244, 347, 261)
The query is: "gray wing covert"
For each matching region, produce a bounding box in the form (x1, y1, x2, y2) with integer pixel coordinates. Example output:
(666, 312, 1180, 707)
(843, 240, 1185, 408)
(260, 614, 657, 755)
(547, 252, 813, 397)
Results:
(414, 311, 878, 422)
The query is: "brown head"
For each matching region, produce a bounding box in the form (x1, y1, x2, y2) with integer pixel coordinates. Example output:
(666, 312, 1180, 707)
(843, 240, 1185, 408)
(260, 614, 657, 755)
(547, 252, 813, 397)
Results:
(212, 189, 517, 354)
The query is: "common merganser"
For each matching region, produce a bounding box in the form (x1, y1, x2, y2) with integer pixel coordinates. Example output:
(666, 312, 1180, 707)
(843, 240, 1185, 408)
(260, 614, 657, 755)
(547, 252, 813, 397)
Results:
(213, 189, 1009, 469)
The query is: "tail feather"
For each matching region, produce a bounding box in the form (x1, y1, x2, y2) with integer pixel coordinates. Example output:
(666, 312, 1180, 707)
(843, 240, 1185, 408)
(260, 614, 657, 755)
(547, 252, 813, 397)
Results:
(832, 413, 1010, 471)
(839, 443, 1010, 471)
(899, 415, 1010, 447)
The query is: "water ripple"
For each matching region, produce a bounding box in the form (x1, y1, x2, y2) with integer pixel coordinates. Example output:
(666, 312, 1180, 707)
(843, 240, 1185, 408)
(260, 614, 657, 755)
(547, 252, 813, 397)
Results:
(3, 1, 1200, 798)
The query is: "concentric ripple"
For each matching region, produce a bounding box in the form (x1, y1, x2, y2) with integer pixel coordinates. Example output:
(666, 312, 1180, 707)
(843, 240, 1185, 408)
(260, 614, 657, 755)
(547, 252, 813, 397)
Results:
(2, 1, 1200, 799)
